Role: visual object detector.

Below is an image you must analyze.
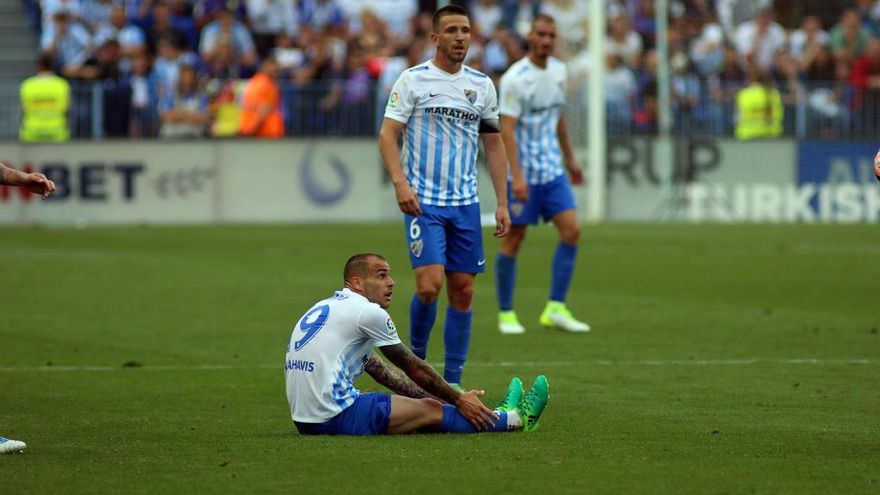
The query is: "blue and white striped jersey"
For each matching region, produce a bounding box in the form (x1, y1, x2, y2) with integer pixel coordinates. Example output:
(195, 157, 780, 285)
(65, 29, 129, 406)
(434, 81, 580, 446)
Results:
(285, 289, 401, 423)
(384, 60, 499, 206)
(499, 57, 567, 185)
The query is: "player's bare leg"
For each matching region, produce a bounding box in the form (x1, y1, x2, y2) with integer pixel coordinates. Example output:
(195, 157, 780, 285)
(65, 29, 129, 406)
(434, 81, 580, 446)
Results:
(497, 226, 528, 334)
(445, 271, 475, 311)
(413, 264, 445, 304)
(540, 208, 590, 332)
(386, 396, 444, 434)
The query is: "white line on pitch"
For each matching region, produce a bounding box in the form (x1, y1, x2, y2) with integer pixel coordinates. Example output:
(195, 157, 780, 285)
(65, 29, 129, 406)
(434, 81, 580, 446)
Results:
(0, 358, 875, 373)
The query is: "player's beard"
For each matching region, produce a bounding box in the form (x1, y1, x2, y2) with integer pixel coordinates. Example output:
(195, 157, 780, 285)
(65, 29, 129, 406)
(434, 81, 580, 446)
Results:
(445, 43, 468, 64)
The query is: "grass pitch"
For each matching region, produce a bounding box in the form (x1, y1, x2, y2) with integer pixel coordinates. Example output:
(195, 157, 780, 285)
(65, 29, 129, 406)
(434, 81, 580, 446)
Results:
(1, 223, 878, 494)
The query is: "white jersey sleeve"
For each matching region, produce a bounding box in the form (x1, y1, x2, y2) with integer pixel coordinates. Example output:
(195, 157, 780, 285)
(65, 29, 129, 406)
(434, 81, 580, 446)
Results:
(357, 305, 401, 348)
(384, 70, 415, 124)
(481, 78, 500, 121)
(499, 71, 523, 119)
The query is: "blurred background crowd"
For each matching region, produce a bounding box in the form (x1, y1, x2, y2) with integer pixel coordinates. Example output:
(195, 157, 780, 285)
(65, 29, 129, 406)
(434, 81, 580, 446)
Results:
(13, 0, 880, 140)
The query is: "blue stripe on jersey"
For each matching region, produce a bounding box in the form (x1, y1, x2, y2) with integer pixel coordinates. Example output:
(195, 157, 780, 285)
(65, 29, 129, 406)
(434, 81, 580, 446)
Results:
(432, 116, 445, 204)
(418, 111, 430, 195)
(464, 67, 488, 79)
(517, 105, 564, 185)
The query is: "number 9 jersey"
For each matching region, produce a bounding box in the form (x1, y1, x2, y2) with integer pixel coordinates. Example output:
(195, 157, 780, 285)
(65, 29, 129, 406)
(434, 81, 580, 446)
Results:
(285, 288, 401, 423)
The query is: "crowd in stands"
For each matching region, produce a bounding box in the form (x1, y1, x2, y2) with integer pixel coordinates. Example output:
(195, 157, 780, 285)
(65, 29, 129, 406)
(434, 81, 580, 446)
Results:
(20, 0, 880, 139)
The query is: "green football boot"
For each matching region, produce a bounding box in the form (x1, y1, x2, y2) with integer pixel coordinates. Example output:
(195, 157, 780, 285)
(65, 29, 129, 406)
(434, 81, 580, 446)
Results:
(494, 376, 524, 412)
(517, 375, 550, 432)
(539, 301, 591, 333)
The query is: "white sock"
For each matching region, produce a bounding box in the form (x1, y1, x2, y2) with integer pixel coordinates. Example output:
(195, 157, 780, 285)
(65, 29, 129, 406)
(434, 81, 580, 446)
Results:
(504, 410, 523, 430)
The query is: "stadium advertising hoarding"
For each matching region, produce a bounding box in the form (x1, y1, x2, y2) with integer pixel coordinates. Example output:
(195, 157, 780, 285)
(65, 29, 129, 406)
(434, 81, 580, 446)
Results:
(3, 139, 878, 225)
(604, 138, 797, 222)
(600, 137, 879, 223)
(0, 140, 392, 225)
(794, 142, 880, 223)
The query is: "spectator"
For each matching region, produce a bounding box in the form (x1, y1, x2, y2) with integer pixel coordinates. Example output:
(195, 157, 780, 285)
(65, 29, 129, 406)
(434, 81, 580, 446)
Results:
(145, 2, 188, 54)
(273, 32, 306, 78)
(631, 0, 657, 49)
(202, 38, 247, 79)
(357, 9, 394, 75)
(200, 7, 259, 72)
(715, 0, 771, 35)
(604, 53, 637, 135)
(731, 7, 786, 71)
(159, 63, 210, 138)
(670, 51, 703, 131)
(707, 44, 746, 134)
(71, 38, 123, 81)
(541, 0, 590, 58)
(502, 0, 540, 39)
(849, 37, 880, 134)
(789, 15, 829, 61)
(40, 0, 84, 29)
(81, 0, 114, 33)
(830, 9, 874, 66)
(246, 0, 299, 59)
(41, 11, 93, 76)
(606, 13, 643, 68)
(855, 0, 880, 36)
(471, 0, 504, 41)
(633, 49, 658, 133)
(153, 34, 199, 97)
(193, 0, 248, 29)
(167, 0, 200, 52)
(93, 6, 147, 67)
(126, 50, 160, 137)
(370, 0, 418, 46)
(299, 0, 346, 34)
(802, 44, 848, 137)
(689, 11, 725, 76)
(20, 53, 71, 142)
(239, 57, 285, 138)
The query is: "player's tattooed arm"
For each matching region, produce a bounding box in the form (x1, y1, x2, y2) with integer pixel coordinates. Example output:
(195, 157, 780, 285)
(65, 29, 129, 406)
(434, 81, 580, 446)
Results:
(377, 343, 460, 405)
(363, 352, 436, 400)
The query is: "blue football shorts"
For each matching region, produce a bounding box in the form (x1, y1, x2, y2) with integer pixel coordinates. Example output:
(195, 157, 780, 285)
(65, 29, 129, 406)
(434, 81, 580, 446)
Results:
(403, 203, 485, 274)
(294, 392, 392, 436)
(508, 173, 577, 226)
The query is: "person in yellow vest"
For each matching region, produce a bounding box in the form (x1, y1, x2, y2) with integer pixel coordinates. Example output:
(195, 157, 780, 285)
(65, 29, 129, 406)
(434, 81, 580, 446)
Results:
(20, 54, 71, 142)
(735, 67, 783, 140)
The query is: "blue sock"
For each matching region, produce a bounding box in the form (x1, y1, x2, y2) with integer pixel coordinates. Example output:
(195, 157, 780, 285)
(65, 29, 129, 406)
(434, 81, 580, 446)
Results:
(495, 252, 516, 311)
(550, 242, 578, 302)
(409, 294, 437, 360)
(442, 306, 471, 384)
(440, 404, 508, 433)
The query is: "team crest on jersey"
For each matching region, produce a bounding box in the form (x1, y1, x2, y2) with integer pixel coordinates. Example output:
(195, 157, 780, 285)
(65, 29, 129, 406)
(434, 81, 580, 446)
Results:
(511, 202, 525, 216)
(410, 239, 424, 257)
(385, 316, 397, 336)
(464, 89, 477, 104)
(388, 91, 400, 107)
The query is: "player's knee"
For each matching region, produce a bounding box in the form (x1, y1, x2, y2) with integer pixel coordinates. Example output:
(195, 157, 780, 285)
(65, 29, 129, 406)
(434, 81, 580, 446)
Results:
(448, 284, 474, 309)
(506, 228, 526, 250)
(417, 398, 444, 427)
(416, 285, 441, 303)
(561, 224, 580, 245)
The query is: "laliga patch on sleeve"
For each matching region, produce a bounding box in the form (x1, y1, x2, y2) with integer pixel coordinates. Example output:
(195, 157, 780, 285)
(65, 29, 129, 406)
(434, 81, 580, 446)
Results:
(385, 316, 397, 337)
(388, 91, 400, 108)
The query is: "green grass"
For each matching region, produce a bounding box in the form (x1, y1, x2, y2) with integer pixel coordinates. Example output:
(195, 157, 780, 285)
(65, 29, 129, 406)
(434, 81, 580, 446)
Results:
(1, 224, 878, 494)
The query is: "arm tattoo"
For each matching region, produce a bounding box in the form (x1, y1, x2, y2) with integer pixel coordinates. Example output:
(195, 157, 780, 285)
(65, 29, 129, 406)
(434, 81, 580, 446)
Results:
(363, 353, 433, 400)
(378, 343, 460, 405)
